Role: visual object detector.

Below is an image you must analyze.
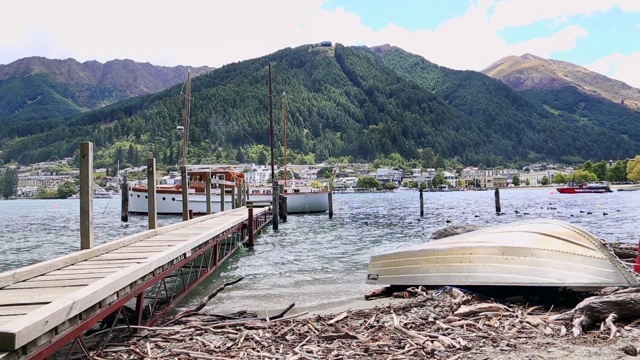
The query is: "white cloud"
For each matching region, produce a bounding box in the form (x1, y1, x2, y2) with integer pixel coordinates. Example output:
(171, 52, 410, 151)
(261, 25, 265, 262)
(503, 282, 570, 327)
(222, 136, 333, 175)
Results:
(1, 0, 639, 87)
(358, 1, 591, 71)
(585, 52, 640, 88)
(0, 0, 337, 67)
(505, 25, 589, 59)
(489, 0, 640, 29)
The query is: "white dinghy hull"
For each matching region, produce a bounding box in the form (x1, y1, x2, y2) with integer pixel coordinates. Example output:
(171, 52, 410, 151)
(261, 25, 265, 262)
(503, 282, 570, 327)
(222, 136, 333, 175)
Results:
(366, 219, 639, 289)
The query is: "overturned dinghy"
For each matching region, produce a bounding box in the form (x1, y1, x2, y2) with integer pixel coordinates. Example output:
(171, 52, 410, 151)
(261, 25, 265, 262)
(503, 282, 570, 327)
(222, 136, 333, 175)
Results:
(366, 219, 639, 289)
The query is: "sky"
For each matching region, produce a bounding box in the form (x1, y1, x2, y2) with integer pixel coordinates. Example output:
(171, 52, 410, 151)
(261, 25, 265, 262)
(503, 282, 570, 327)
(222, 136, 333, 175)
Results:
(2, 0, 640, 87)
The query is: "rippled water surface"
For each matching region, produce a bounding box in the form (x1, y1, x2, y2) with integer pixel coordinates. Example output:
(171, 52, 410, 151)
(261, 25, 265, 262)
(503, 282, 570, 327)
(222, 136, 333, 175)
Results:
(1, 189, 639, 313)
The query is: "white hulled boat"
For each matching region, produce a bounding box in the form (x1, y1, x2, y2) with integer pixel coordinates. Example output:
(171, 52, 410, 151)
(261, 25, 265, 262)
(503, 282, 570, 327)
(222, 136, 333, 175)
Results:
(366, 219, 640, 289)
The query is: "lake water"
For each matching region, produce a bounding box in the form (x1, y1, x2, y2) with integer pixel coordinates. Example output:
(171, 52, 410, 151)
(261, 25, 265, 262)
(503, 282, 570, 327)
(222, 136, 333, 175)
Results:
(1, 188, 639, 313)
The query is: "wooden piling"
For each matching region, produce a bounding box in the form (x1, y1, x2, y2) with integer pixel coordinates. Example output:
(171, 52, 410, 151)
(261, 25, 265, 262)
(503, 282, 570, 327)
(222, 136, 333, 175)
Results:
(181, 165, 189, 221)
(248, 207, 255, 247)
(205, 172, 212, 215)
(419, 188, 424, 217)
(239, 182, 245, 207)
(279, 195, 288, 222)
(272, 182, 279, 231)
(79, 141, 94, 250)
(121, 177, 129, 222)
(147, 158, 157, 229)
(495, 188, 501, 215)
(231, 185, 236, 209)
(219, 175, 225, 212)
(278, 184, 287, 222)
(328, 191, 333, 219)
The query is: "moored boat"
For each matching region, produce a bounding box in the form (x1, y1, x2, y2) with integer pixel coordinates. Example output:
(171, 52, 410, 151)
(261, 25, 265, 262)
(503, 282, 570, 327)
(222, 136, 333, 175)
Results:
(366, 219, 639, 289)
(128, 168, 245, 215)
(128, 168, 329, 215)
(556, 180, 612, 194)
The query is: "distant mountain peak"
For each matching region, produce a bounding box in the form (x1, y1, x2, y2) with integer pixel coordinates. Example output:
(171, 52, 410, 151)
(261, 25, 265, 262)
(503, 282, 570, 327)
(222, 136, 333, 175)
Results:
(482, 54, 640, 110)
(520, 53, 544, 61)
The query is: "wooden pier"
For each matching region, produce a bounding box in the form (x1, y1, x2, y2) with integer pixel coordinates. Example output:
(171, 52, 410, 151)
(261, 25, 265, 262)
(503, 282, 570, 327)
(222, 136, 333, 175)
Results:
(0, 206, 272, 360)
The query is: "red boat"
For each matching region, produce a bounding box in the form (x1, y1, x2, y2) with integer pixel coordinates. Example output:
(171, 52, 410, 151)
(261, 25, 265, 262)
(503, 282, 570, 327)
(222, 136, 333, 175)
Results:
(556, 181, 612, 194)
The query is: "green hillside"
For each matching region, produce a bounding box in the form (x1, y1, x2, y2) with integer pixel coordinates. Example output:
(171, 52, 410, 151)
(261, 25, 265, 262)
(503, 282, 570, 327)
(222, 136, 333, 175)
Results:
(0, 73, 83, 123)
(519, 86, 640, 161)
(370, 46, 640, 164)
(1, 44, 639, 168)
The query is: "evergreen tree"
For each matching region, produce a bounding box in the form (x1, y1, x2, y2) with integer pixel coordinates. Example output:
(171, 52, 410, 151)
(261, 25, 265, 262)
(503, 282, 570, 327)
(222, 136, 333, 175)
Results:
(356, 176, 382, 190)
(605, 161, 627, 182)
(56, 181, 77, 199)
(541, 176, 549, 185)
(512, 174, 520, 187)
(1, 167, 18, 199)
(431, 170, 447, 188)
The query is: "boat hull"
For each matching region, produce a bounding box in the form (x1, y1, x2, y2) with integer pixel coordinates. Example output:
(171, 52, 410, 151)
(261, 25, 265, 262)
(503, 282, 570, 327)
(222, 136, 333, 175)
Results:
(557, 187, 612, 194)
(128, 188, 329, 215)
(248, 192, 329, 214)
(366, 219, 639, 288)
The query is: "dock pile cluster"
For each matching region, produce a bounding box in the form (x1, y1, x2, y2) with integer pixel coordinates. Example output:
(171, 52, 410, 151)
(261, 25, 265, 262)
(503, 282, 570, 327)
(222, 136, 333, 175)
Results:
(91, 284, 640, 360)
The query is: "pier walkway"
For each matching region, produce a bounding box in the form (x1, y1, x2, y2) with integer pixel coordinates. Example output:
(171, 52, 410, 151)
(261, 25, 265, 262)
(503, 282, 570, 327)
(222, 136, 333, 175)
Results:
(0, 206, 271, 360)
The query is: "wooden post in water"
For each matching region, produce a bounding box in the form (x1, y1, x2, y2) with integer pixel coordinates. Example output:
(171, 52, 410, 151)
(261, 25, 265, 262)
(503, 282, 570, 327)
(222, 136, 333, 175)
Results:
(419, 188, 424, 217)
(278, 185, 287, 222)
(205, 172, 212, 215)
(231, 184, 236, 209)
(244, 182, 248, 206)
(121, 177, 129, 222)
(219, 175, 225, 212)
(495, 188, 501, 215)
(248, 207, 255, 247)
(328, 191, 333, 219)
(79, 141, 94, 249)
(147, 158, 157, 229)
(181, 165, 189, 221)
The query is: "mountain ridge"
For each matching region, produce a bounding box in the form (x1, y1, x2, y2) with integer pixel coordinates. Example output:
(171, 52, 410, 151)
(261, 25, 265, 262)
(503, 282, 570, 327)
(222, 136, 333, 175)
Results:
(0, 57, 214, 122)
(482, 53, 640, 110)
(1, 45, 639, 168)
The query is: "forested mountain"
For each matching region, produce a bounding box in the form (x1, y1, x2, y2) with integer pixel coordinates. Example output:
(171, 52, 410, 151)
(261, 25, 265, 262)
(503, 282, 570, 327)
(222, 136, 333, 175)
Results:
(370, 46, 640, 164)
(0, 57, 213, 124)
(482, 53, 640, 111)
(1, 44, 639, 169)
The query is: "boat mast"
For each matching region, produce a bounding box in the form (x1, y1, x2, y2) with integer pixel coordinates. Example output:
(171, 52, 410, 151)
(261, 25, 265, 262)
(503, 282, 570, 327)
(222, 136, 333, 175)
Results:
(181, 70, 191, 167)
(282, 92, 287, 187)
(269, 63, 275, 182)
(269, 62, 278, 230)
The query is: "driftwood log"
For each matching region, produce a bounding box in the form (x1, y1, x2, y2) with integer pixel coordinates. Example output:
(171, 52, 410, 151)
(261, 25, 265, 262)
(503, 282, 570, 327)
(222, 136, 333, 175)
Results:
(166, 277, 244, 325)
(551, 287, 640, 337)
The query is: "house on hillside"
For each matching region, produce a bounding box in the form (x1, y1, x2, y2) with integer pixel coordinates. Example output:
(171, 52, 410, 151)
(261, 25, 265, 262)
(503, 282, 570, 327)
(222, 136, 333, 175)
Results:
(374, 168, 403, 185)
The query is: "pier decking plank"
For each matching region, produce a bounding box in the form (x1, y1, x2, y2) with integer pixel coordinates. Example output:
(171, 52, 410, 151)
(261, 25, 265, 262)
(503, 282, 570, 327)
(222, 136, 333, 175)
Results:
(0, 306, 42, 316)
(0, 288, 78, 306)
(0, 317, 22, 326)
(111, 247, 173, 253)
(57, 263, 131, 270)
(28, 273, 109, 281)
(0, 207, 269, 353)
(44, 268, 122, 276)
(90, 253, 159, 260)
(5, 278, 101, 289)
